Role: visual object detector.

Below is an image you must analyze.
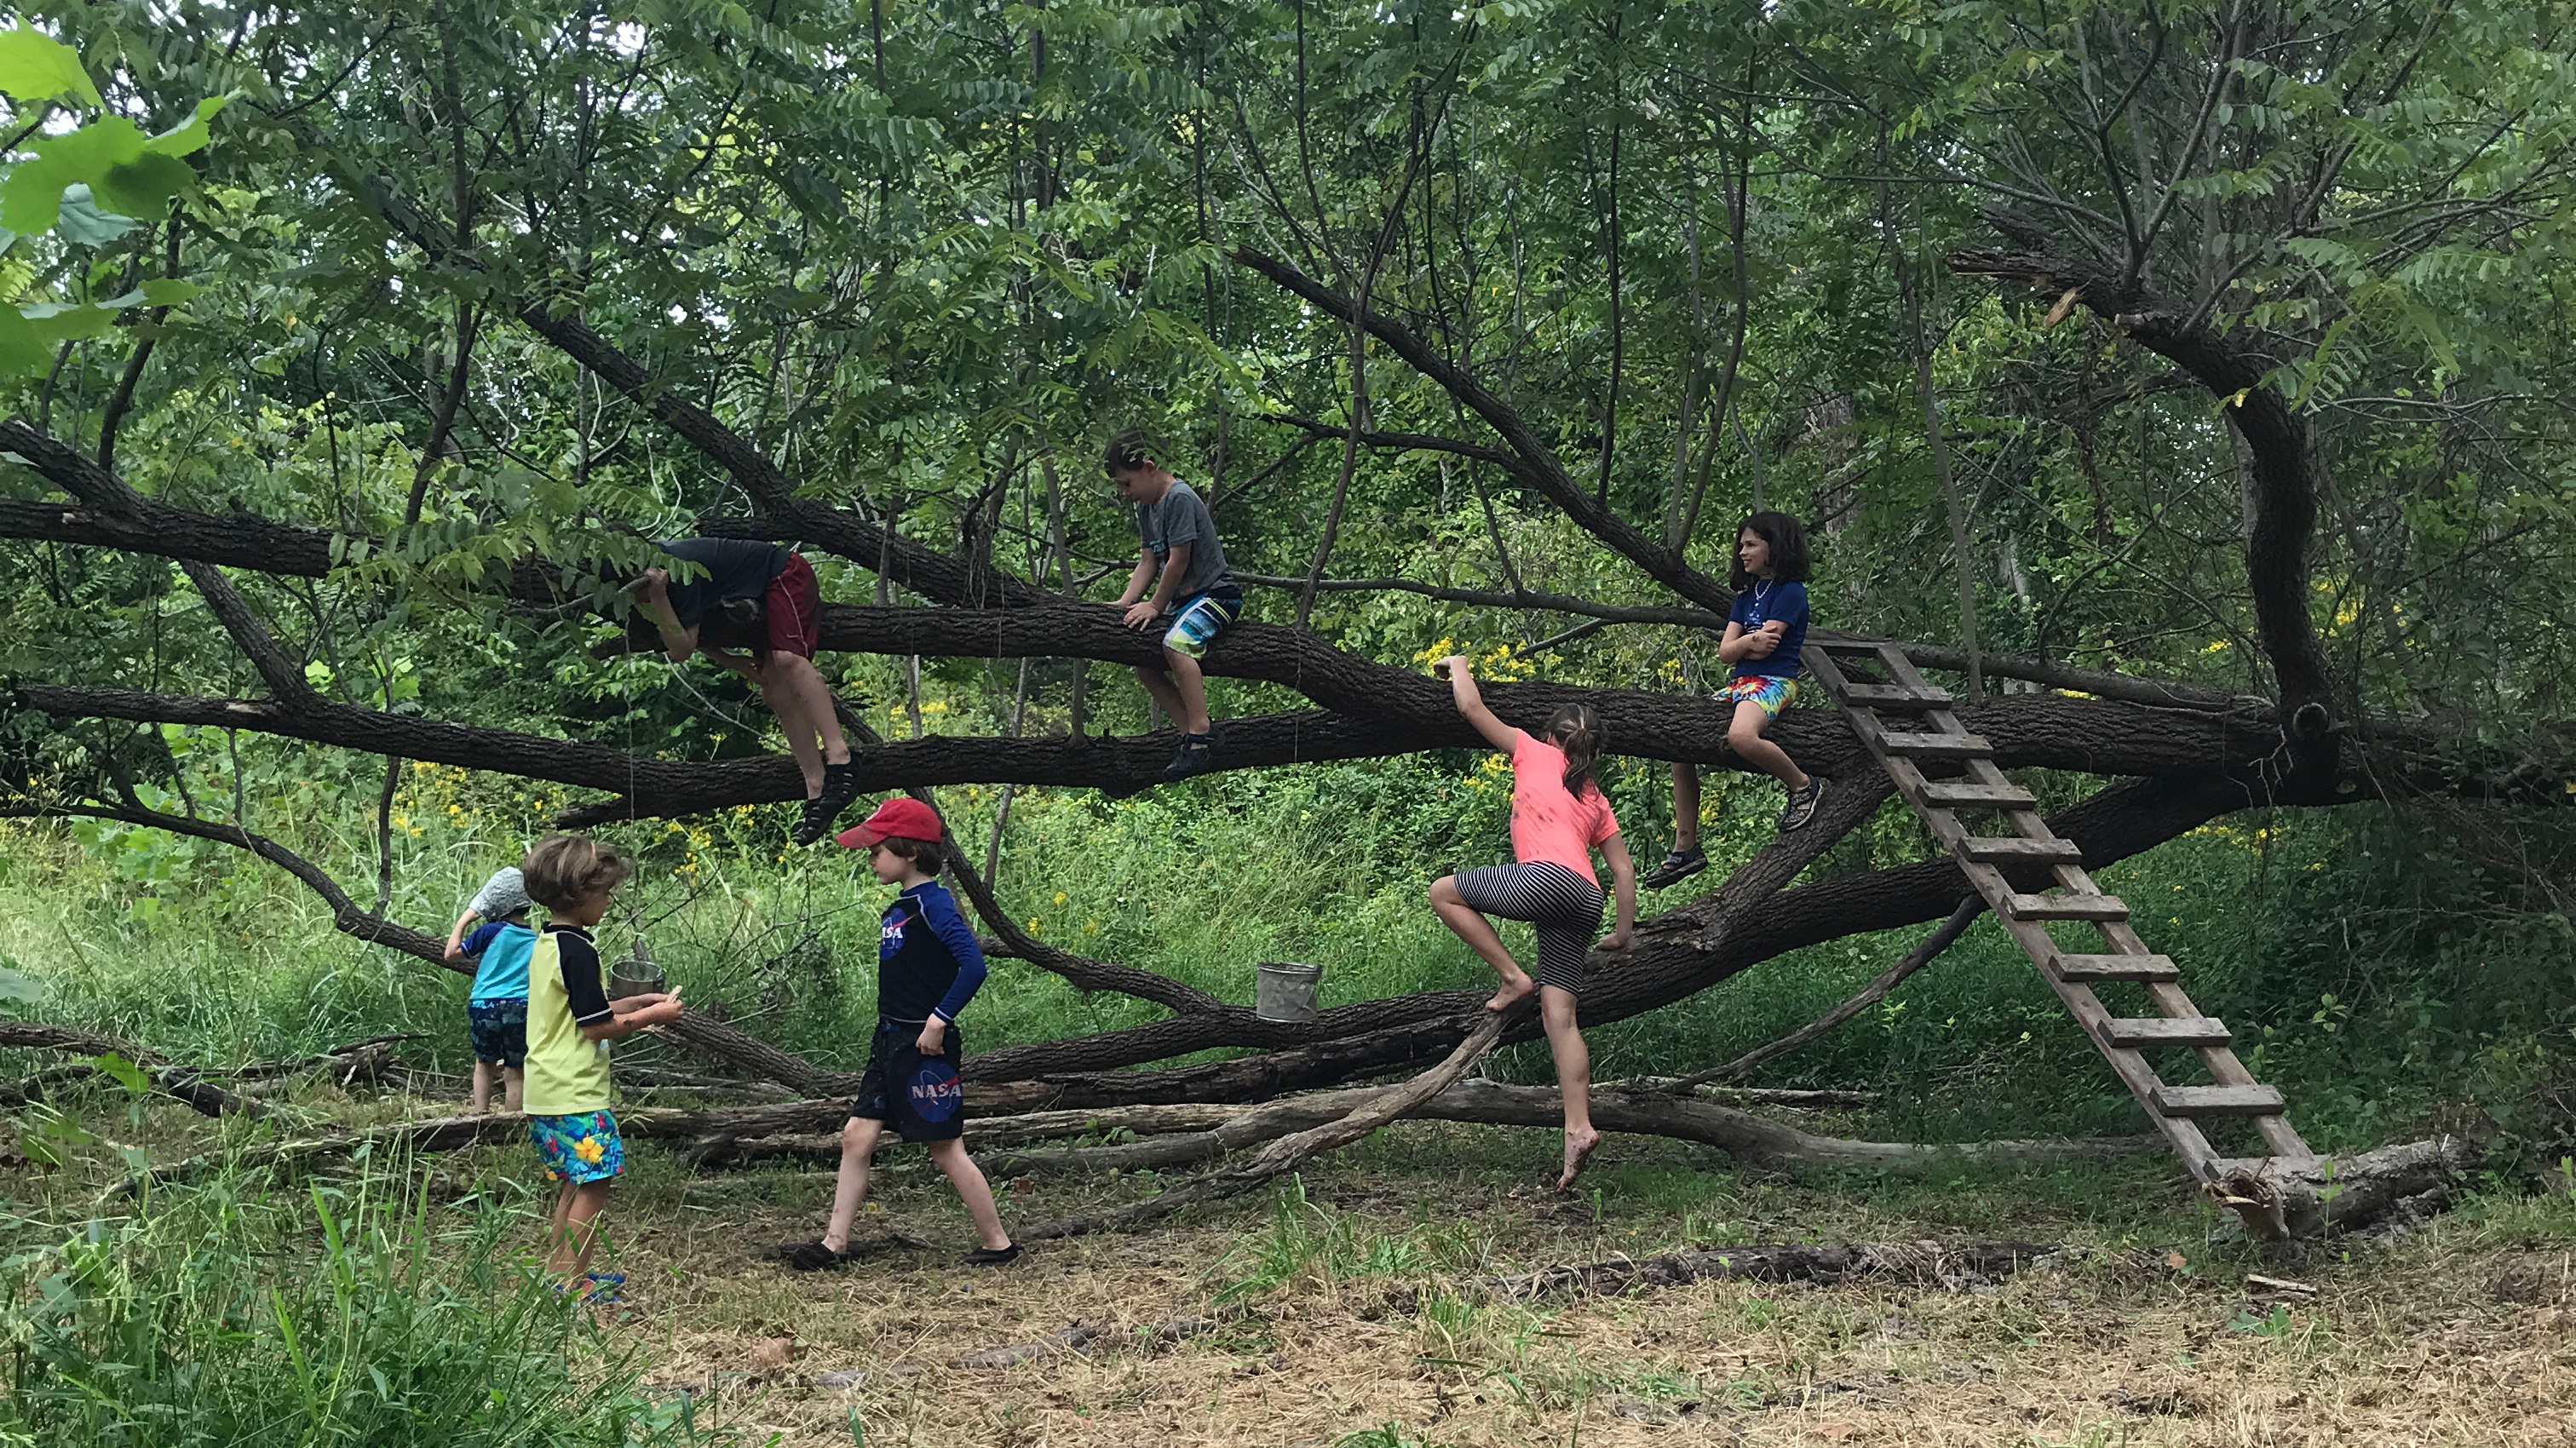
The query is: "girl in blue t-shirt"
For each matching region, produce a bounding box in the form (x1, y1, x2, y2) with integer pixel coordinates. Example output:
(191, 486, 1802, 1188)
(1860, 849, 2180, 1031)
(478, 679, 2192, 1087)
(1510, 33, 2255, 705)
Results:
(1642, 511, 1827, 889)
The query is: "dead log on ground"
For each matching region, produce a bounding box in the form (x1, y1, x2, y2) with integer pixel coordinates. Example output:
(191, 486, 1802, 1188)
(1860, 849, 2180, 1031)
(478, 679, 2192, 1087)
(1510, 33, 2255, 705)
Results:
(1602, 1082, 1878, 1110)
(982, 1080, 2159, 1180)
(1463, 1240, 2056, 1302)
(2210, 1135, 2480, 1239)
(1015, 1014, 1508, 1241)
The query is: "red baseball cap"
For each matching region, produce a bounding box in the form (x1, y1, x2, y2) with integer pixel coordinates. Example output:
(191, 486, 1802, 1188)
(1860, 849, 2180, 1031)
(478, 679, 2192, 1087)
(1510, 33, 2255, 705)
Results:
(836, 796, 944, 850)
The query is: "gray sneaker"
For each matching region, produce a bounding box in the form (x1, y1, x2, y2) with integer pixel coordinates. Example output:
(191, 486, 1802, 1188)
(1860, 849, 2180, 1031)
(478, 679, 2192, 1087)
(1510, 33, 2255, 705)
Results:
(1779, 778, 1827, 831)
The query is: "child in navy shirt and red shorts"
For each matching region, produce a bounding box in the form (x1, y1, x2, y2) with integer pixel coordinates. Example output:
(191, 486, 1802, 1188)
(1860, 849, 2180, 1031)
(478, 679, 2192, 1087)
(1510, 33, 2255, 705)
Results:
(784, 797, 1018, 1270)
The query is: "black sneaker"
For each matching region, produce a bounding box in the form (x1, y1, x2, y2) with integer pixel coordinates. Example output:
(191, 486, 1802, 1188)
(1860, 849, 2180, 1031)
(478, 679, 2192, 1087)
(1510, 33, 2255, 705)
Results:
(958, 1243, 1021, 1267)
(1639, 845, 1707, 890)
(1162, 733, 1217, 783)
(792, 795, 835, 846)
(1780, 778, 1828, 831)
(781, 1240, 853, 1273)
(792, 764, 862, 846)
(824, 761, 862, 809)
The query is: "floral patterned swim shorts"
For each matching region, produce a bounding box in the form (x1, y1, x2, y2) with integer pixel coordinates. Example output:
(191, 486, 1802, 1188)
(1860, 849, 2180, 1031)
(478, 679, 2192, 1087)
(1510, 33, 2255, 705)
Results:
(528, 1108, 624, 1185)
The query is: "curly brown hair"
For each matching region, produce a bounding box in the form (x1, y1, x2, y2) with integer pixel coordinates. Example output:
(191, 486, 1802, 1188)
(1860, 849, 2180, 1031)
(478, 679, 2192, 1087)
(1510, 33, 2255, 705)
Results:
(520, 835, 633, 911)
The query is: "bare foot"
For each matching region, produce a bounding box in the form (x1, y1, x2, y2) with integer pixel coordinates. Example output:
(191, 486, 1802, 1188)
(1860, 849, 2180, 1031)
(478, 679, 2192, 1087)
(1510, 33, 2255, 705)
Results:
(1485, 974, 1537, 1012)
(1556, 1128, 1601, 1192)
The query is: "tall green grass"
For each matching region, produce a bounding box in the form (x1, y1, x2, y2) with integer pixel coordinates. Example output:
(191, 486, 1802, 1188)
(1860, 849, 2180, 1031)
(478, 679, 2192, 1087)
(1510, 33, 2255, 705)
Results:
(0, 1157, 732, 1447)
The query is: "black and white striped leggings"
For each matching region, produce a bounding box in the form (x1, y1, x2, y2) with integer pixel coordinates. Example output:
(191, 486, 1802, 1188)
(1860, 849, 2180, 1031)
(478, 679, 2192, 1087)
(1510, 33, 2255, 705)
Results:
(1447, 860, 1606, 995)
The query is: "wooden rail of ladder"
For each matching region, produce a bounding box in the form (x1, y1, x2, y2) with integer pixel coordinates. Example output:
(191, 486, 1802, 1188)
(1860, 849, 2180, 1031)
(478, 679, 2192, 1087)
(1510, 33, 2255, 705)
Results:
(1801, 637, 2313, 1185)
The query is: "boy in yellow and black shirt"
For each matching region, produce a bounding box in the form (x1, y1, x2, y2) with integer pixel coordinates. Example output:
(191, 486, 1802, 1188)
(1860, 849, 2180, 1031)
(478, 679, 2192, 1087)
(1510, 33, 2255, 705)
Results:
(520, 835, 683, 1300)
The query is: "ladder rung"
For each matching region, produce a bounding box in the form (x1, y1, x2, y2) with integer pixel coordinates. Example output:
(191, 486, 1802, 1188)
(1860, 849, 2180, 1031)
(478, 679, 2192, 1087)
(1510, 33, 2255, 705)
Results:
(2003, 893, 2129, 922)
(1816, 637, 1889, 655)
(1840, 682, 1952, 710)
(1962, 836, 2083, 865)
(2053, 953, 2180, 982)
(1879, 731, 1992, 759)
(2101, 1016, 2232, 1049)
(1920, 781, 2036, 809)
(2153, 1084, 2285, 1118)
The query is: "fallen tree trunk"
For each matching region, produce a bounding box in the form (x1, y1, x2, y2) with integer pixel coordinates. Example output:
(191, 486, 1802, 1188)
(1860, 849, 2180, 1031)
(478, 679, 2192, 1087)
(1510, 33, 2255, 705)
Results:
(979, 1079, 2160, 1180)
(2211, 1135, 2480, 1240)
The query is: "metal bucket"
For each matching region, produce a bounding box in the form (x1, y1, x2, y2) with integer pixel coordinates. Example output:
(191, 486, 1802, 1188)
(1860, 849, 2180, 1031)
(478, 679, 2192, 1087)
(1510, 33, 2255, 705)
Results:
(1255, 961, 1323, 1022)
(608, 939, 666, 1001)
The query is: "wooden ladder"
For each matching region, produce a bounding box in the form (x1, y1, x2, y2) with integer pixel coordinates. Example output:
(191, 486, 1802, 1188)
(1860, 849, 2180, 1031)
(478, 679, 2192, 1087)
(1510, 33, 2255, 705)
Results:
(1802, 637, 2312, 1185)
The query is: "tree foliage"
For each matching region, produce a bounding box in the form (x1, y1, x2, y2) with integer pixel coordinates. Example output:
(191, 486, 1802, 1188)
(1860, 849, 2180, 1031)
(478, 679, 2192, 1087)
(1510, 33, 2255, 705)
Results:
(1, 0, 2569, 1095)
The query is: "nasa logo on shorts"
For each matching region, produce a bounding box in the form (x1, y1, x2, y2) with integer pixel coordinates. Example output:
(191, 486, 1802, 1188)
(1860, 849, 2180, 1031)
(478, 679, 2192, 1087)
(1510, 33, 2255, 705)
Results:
(906, 1059, 963, 1123)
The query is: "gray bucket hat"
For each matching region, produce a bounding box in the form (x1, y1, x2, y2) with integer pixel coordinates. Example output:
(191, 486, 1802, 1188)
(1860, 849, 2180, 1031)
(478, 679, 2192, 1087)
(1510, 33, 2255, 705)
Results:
(467, 866, 531, 920)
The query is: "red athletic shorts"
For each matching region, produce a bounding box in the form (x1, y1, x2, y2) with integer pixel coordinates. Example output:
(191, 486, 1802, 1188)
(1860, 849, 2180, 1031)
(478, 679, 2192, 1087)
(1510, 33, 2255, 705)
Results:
(762, 552, 822, 658)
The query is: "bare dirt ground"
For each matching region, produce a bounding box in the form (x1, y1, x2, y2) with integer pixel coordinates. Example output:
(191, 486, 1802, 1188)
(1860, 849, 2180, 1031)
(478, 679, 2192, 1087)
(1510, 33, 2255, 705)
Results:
(560, 1123, 2576, 1447)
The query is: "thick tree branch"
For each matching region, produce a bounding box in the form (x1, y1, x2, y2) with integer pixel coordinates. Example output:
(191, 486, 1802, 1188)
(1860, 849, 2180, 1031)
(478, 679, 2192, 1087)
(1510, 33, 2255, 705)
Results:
(0, 440, 2244, 717)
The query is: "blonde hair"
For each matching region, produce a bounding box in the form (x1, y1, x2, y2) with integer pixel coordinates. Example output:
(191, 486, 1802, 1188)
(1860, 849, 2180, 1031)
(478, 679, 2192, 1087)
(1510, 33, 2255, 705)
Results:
(520, 834, 632, 911)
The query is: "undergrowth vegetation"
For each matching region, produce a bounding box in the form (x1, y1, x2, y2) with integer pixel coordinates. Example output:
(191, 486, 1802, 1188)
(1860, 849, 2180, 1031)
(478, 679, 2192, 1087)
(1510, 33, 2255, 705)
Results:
(4, 734, 2572, 1168)
(0, 1153, 737, 1447)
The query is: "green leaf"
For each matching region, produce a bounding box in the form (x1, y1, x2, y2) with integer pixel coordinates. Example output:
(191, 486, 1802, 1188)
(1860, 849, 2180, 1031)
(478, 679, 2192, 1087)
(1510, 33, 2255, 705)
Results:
(50, 185, 136, 246)
(144, 95, 229, 158)
(0, 299, 119, 373)
(0, 959, 39, 1005)
(0, 116, 149, 234)
(89, 1051, 149, 1095)
(0, 26, 101, 107)
(135, 278, 201, 307)
(94, 150, 197, 219)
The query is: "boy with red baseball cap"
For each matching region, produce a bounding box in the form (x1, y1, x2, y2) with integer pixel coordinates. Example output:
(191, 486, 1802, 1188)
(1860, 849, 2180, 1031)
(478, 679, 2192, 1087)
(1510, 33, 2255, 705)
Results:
(783, 796, 1017, 1269)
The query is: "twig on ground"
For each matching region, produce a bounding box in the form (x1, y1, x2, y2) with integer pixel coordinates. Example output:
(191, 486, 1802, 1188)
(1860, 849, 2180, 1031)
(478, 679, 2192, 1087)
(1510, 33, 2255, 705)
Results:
(1015, 1013, 1509, 1241)
(1458, 1240, 2056, 1303)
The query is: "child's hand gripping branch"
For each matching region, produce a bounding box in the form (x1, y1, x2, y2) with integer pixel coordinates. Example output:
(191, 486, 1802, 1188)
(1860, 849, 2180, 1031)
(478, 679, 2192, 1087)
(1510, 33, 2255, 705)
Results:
(1427, 654, 1630, 1191)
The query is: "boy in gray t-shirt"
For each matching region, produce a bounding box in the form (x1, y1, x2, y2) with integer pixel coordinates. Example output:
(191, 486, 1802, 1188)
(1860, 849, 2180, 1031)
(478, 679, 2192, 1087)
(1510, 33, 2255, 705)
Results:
(1106, 432, 1243, 781)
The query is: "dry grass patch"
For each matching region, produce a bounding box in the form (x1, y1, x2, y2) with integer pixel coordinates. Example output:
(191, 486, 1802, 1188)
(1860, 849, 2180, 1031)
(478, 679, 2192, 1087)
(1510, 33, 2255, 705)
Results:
(544, 1131, 2576, 1447)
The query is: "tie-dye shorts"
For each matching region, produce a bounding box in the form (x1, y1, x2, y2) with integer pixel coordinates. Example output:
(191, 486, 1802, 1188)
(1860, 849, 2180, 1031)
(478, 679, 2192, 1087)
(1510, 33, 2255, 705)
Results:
(1721, 673, 1798, 719)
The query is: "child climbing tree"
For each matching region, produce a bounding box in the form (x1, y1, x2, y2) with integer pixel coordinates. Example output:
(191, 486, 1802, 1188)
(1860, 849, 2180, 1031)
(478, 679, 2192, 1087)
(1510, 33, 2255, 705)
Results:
(629, 539, 858, 843)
